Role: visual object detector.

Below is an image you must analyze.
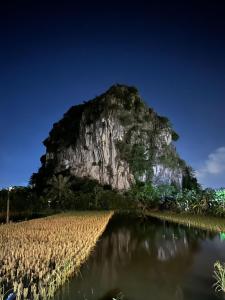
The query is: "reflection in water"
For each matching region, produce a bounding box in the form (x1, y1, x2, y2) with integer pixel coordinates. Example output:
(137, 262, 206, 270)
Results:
(99, 289, 124, 300)
(55, 214, 224, 300)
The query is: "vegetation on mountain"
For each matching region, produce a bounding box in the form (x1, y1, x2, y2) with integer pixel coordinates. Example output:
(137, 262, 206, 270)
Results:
(31, 84, 187, 192)
(3, 84, 224, 222)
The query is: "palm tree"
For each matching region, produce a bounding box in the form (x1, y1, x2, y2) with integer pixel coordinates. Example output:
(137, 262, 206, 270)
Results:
(46, 174, 73, 209)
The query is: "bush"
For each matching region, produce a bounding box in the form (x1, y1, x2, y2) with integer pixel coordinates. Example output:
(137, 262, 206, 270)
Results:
(172, 131, 179, 141)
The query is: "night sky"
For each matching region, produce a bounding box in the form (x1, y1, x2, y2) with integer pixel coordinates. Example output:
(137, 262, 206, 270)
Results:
(1, 0, 225, 188)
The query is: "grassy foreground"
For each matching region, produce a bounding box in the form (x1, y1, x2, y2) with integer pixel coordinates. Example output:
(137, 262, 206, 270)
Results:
(0, 211, 113, 300)
(147, 211, 225, 233)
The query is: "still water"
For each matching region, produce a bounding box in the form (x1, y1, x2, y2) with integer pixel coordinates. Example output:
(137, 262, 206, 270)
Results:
(55, 214, 225, 300)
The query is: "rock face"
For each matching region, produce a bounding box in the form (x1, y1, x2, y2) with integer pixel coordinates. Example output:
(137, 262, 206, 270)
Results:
(40, 85, 185, 190)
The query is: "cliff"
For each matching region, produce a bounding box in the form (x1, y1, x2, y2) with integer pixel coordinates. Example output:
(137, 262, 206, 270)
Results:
(37, 84, 186, 190)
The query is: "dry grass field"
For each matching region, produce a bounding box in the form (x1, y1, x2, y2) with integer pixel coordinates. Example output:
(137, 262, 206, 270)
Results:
(0, 211, 113, 300)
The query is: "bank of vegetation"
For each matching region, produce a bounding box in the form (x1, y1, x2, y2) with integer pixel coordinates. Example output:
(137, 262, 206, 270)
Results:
(146, 211, 225, 232)
(1, 173, 224, 221)
(1, 84, 224, 297)
(1, 175, 225, 297)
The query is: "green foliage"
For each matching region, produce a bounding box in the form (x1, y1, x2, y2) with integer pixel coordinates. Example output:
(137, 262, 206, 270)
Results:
(108, 84, 127, 98)
(0, 186, 41, 221)
(112, 86, 177, 182)
(118, 111, 132, 125)
(42, 176, 134, 211)
(130, 144, 148, 178)
(115, 94, 182, 182)
(0, 189, 8, 211)
(157, 116, 171, 128)
(158, 145, 187, 172)
(157, 184, 178, 198)
(158, 146, 180, 170)
(182, 166, 201, 191)
(30, 161, 56, 195)
(36, 84, 185, 202)
(129, 182, 225, 218)
(215, 189, 225, 202)
(116, 140, 154, 181)
(9, 187, 34, 211)
(31, 84, 195, 214)
(128, 183, 179, 211)
(44, 104, 85, 151)
(127, 86, 138, 94)
(45, 175, 73, 209)
(176, 189, 197, 212)
(173, 189, 214, 214)
(129, 183, 158, 205)
(191, 200, 208, 215)
(172, 130, 179, 141)
(108, 84, 138, 97)
(160, 187, 225, 217)
(115, 140, 131, 162)
(209, 189, 225, 217)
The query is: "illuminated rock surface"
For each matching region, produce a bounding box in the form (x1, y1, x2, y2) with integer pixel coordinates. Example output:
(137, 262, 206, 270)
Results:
(39, 84, 185, 189)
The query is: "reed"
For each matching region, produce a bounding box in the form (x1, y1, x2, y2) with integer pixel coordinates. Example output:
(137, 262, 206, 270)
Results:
(0, 211, 113, 299)
(147, 211, 225, 232)
(147, 211, 225, 295)
(213, 261, 225, 293)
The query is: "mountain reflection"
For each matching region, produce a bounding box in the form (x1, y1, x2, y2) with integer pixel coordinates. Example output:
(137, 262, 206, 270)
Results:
(55, 214, 218, 300)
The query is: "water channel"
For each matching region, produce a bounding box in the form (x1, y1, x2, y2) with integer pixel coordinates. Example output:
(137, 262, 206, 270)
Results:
(55, 213, 225, 300)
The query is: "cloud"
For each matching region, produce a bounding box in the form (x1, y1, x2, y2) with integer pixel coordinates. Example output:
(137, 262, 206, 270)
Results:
(196, 147, 225, 188)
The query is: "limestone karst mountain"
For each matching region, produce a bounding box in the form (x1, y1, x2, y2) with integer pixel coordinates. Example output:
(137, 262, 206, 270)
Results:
(35, 84, 187, 190)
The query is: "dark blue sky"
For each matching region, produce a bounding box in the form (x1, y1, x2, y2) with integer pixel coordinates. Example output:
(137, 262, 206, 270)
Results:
(1, 0, 225, 188)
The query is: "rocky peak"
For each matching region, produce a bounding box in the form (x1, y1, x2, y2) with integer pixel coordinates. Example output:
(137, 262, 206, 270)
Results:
(38, 84, 186, 190)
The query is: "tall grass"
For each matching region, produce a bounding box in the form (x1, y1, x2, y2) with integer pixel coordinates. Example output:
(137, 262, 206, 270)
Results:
(213, 261, 225, 293)
(0, 211, 113, 299)
(147, 211, 225, 295)
(147, 211, 225, 232)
